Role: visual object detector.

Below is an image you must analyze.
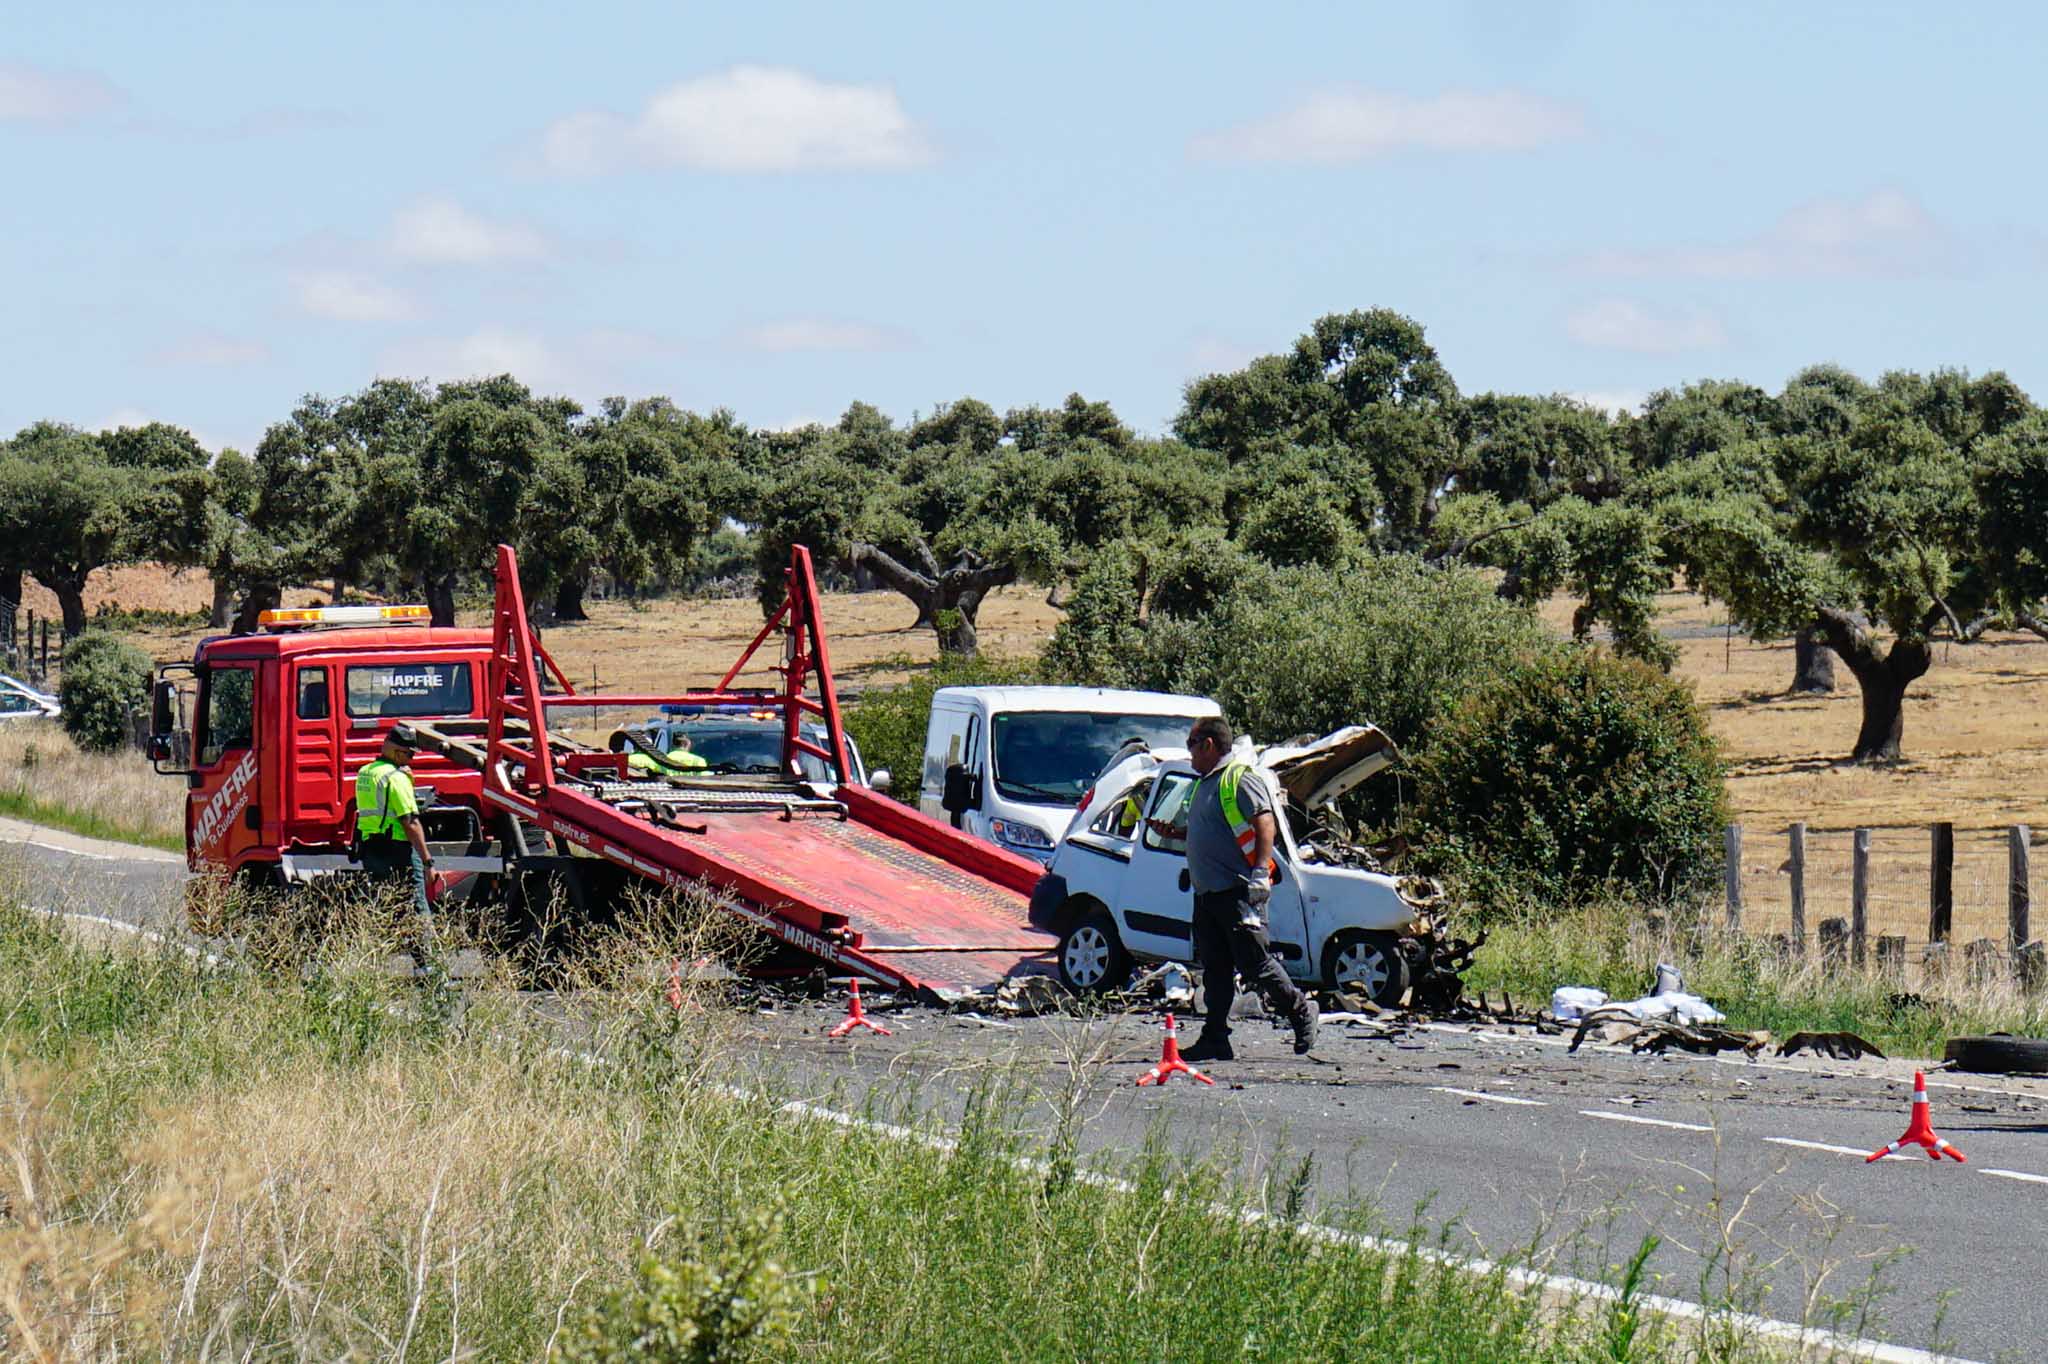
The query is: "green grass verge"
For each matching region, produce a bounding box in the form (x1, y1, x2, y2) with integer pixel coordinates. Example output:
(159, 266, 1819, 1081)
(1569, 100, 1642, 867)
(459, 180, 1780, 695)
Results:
(0, 785, 182, 852)
(0, 898, 1908, 1362)
(1468, 899, 2048, 1057)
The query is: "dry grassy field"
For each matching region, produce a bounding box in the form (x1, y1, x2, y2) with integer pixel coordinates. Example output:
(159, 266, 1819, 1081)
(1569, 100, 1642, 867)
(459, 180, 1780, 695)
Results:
(49, 565, 2048, 943)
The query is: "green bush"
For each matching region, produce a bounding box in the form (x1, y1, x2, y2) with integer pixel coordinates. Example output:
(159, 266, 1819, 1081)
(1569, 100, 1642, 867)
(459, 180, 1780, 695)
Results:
(1064, 553, 1546, 825)
(842, 653, 1036, 804)
(1407, 646, 1728, 916)
(57, 631, 153, 754)
(553, 1210, 806, 1363)
(1039, 541, 1147, 687)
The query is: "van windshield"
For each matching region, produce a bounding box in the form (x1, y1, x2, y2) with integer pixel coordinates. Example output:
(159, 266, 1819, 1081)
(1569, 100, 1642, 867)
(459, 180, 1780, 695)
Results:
(991, 711, 1208, 806)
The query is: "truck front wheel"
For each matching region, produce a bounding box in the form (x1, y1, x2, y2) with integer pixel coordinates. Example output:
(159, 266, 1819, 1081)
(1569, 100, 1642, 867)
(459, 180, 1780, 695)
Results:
(1058, 909, 1132, 994)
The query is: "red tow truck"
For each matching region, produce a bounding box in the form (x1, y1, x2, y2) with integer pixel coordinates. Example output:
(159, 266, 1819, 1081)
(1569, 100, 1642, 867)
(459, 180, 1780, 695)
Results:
(148, 546, 1058, 999)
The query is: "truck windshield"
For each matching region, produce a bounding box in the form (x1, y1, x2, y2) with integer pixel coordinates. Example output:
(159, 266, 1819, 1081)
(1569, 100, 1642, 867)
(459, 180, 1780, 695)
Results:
(991, 711, 1208, 806)
(345, 663, 474, 718)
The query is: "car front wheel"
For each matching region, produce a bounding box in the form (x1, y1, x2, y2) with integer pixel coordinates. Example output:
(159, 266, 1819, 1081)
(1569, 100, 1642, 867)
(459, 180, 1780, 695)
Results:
(1058, 909, 1132, 994)
(1324, 929, 1410, 1007)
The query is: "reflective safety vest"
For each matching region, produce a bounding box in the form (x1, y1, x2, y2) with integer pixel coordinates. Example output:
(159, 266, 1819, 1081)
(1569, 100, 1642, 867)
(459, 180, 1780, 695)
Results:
(627, 747, 708, 774)
(1204, 761, 1275, 871)
(355, 758, 417, 839)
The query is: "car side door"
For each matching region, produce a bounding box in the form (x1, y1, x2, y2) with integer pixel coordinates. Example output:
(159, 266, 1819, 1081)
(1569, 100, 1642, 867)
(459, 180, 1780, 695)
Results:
(1113, 770, 1201, 963)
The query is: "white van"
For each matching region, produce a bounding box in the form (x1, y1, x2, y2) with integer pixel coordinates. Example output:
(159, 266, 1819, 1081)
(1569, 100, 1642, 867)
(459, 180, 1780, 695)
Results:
(919, 686, 1221, 863)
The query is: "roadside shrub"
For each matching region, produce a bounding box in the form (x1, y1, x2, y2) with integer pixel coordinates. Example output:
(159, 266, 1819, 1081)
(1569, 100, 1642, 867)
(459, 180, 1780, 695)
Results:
(1040, 541, 1146, 687)
(1407, 646, 1728, 917)
(553, 1210, 806, 1363)
(842, 653, 1036, 804)
(1236, 478, 1358, 568)
(1070, 553, 1546, 826)
(57, 632, 152, 753)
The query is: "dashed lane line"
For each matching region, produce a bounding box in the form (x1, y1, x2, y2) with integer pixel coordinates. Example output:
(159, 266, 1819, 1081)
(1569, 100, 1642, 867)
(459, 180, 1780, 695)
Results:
(1431, 1086, 1547, 1106)
(1580, 1108, 1715, 1132)
(1766, 1136, 1906, 1162)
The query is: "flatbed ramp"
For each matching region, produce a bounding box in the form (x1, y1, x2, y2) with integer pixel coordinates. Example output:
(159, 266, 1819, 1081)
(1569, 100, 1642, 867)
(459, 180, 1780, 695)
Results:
(438, 542, 1058, 1001)
(688, 810, 1054, 994)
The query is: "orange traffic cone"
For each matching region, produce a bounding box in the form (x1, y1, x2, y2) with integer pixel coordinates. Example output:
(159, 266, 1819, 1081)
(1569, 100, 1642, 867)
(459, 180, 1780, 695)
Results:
(827, 980, 893, 1038)
(1867, 1070, 1966, 1163)
(1137, 1013, 1215, 1087)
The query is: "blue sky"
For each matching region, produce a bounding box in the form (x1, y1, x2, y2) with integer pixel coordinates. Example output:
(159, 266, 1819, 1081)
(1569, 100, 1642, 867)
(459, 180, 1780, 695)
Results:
(4, 2, 2044, 453)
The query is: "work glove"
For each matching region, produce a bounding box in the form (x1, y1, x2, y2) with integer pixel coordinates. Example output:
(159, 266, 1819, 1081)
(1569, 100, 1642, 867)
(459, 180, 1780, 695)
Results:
(1241, 871, 1271, 925)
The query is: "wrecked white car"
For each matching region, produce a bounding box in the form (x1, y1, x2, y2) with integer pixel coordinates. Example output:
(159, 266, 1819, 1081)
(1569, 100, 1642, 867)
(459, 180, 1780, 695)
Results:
(1029, 725, 1474, 1005)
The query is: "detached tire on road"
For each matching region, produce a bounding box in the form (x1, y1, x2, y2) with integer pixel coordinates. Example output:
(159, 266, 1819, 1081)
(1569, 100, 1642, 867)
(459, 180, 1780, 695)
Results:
(1944, 1034, 2048, 1075)
(1323, 929, 1410, 1007)
(1058, 909, 1132, 994)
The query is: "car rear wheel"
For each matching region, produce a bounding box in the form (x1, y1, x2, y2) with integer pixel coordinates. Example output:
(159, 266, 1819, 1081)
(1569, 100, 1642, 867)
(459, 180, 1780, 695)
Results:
(1059, 909, 1132, 994)
(1324, 930, 1409, 1007)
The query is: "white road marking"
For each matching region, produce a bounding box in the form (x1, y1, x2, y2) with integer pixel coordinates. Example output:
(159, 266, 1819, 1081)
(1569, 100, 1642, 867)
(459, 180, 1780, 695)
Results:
(1432, 1086, 1546, 1106)
(1419, 1022, 2048, 1105)
(1765, 1136, 1906, 1162)
(1580, 1108, 1713, 1132)
(1980, 1168, 2048, 1186)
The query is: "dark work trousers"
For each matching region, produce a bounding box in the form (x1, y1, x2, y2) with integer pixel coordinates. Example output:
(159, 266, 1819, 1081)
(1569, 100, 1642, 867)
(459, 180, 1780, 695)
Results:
(1192, 887, 1307, 1038)
(360, 837, 439, 977)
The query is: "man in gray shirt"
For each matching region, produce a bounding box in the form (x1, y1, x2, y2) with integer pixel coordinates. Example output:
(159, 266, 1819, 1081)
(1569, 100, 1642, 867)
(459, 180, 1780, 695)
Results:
(1176, 715, 1318, 1061)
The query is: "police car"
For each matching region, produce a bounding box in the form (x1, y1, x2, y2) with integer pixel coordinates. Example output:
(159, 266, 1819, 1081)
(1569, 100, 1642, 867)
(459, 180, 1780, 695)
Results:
(607, 704, 886, 790)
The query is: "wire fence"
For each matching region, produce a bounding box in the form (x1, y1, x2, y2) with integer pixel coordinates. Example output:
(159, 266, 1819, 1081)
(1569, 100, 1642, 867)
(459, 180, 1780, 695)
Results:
(1728, 821, 2036, 952)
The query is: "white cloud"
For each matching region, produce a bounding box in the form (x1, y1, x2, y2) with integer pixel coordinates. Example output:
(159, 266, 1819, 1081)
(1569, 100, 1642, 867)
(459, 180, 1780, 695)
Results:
(379, 327, 553, 383)
(293, 270, 415, 322)
(390, 197, 548, 265)
(0, 62, 122, 125)
(1564, 299, 1726, 354)
(537, 65, 933, 174)
(90, 409, 231, 453)
(1181, 333, 1260, 376)
(1563, 389, 1650, 418)
(1579, 188, 1954, 279)
(734, 318, 909, 353)
(1189, 87, 1585, 162)
(145, 332, 272, 368)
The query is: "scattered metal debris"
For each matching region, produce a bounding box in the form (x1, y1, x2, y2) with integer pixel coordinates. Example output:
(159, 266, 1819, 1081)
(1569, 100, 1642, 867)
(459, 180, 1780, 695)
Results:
(1777, 1030, 1886, 1061)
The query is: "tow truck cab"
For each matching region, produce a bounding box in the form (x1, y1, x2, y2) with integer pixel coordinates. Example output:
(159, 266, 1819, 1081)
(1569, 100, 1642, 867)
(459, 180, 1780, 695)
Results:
(147, 605, 493, 882)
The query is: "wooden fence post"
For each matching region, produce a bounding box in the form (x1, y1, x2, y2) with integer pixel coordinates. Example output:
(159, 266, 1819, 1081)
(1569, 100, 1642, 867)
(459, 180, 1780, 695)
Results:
(2013, 824, 2033, 952)
(1851, 828, 1871, 967)
(1929, 822, 1955, 944)
(1788, 822, 1807, 951)
(1724, 824, 1742, 932)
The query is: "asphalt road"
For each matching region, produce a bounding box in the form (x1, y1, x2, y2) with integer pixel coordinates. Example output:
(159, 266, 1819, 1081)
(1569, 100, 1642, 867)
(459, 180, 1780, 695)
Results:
(14, 820, 2046, 1363)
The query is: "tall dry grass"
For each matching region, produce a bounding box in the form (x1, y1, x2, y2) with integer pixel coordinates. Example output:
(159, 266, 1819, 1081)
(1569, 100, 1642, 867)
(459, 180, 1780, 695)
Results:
(0, 887, 1928, 1362)
(0, 720, 182, 850)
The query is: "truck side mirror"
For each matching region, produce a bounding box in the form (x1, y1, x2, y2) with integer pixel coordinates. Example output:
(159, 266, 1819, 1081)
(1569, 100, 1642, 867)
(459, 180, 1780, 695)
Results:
(151, 679, 177, 736)
(941, 763, 979, 814)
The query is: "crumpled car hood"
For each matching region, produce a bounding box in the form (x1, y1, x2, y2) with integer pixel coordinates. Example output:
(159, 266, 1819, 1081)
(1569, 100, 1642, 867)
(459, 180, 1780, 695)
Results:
(1261, 724, 1401, 810)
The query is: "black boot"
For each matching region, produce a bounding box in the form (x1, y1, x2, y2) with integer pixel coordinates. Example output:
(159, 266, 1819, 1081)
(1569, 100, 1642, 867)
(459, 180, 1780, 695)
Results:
(1181, 1030, 1235, 1063)
(1291, 997, 1320, 1055)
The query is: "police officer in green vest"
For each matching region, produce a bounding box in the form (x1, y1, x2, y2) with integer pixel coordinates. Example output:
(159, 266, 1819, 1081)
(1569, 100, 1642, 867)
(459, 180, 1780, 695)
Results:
(1178, 715, 1318, 1061)
(355, 724, 439, 980)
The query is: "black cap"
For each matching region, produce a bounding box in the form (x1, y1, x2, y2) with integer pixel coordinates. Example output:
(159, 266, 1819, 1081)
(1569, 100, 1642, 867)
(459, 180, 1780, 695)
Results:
(386, 723, 421, 750)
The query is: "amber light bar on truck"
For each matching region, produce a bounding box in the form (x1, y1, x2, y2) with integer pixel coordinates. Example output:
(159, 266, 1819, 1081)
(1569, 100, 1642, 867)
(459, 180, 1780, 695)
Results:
(256, 604, 432, 630)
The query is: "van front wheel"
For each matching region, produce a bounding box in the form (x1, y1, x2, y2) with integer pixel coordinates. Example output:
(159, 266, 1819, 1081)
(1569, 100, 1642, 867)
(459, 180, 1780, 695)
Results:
(1058, 910, 1132, 994)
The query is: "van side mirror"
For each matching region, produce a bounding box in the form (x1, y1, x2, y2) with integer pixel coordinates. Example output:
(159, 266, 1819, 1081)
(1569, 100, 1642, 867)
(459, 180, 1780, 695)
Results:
(941, 763, 979, 814)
